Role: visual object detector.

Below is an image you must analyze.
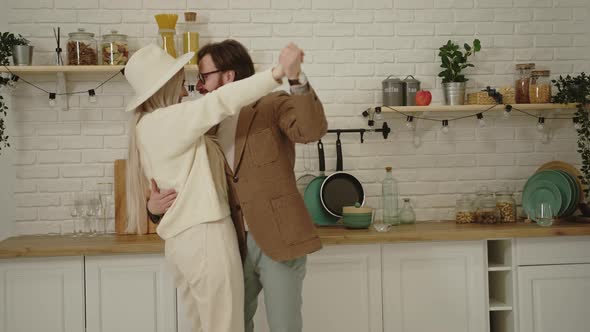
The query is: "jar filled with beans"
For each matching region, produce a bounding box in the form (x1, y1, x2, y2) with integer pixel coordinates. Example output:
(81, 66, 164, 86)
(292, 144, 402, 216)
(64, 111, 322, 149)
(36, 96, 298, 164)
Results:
(529, 70, 552, 103)
(455, 195, 476, 224)
(496, 191, 517, 223)
(68, 28, 98, 65)
(475, 186, 500, 224)
(514, 63, 535, 104)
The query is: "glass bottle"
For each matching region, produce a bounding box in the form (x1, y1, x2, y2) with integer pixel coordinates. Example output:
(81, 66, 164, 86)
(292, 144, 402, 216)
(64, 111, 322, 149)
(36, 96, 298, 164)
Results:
(455, 194, 475, 224)
(67, 28, 98, 65)
(382, 166, 399, 225)
(514, 63, 535, 104)
(182, 12, 199, 65)
(399, 198, 416, 224)
(529, 70, 551, 103)
(475, 186, 499, 224)
(496, 190, 517, 223)
(101, 30, 129, 65)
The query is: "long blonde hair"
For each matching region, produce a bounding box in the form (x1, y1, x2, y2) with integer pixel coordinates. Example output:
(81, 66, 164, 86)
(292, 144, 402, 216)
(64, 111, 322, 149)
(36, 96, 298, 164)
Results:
(125, 70, 228, 233)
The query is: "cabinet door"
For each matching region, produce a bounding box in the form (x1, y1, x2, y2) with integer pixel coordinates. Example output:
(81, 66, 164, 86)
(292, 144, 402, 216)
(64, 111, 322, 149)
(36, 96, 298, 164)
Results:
(518, 264, 590, 332)
(0, 256, 85, 332)
(382, 241, 487, 332)
(251, 244, 383, 332)
(85, 254, 176, 332)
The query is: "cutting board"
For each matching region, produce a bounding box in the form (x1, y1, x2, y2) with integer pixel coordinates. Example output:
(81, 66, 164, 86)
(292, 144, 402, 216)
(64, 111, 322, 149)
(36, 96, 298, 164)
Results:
(114, 159, 157, 234)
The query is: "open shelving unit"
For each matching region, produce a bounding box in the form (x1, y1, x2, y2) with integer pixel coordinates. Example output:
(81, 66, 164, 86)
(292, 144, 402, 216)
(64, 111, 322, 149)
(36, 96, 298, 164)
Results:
(0, 65, 199, 73)
(486, 239, 518, 332)
(380, 103, 577, 113)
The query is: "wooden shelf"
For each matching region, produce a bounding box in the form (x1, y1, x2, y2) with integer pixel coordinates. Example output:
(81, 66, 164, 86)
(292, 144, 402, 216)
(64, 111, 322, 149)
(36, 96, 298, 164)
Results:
(0, 65, 199, 74)
(489, 298, 513, 311)
(488, 262, 512, 272)
(380, 103, 577, 112)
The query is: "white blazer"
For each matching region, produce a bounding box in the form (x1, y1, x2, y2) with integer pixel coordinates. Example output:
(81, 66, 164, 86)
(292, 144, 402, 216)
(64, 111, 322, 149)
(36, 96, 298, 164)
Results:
(136, 69, 280, 239)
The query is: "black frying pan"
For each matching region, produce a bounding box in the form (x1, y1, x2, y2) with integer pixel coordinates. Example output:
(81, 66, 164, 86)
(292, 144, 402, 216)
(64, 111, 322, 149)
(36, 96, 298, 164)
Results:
(320, 136, 365, 218)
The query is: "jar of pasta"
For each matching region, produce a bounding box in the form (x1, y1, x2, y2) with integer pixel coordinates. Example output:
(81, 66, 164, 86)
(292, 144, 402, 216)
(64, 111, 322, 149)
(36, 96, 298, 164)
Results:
(101, 30, 129, 65)
(514, 63, 535, 104)
(68, 28, 98, 65)
(529, 70, 551, 103)
(182, 12, 199, 64)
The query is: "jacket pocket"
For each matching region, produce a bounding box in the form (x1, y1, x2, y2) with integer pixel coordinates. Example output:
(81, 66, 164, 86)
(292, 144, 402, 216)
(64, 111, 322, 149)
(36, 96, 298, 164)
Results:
(248, 128, 279, 166)
(270, 193, 316, 245)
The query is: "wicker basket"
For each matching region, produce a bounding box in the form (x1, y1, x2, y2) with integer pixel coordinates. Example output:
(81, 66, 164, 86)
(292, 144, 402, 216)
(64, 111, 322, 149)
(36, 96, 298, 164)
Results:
(467, 87, 515, 105)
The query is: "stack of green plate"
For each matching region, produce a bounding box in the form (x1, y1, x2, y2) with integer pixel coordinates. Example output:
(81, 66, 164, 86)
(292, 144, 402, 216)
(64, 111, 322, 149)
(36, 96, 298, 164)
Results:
(523, 170, 580, 221)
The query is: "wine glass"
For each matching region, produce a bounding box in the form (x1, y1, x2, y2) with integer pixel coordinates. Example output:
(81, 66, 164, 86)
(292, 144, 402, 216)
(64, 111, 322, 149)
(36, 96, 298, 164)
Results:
(535, 201, 554, 227)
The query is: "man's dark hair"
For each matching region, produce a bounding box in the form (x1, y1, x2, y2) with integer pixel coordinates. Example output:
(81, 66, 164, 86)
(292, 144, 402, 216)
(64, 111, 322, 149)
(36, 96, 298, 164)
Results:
(197, 39, 255, 81)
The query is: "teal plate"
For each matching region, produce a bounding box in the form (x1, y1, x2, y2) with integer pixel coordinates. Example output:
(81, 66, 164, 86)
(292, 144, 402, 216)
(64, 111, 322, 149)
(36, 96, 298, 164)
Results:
(558, 170, 580, 216)
(524, 170, 570, 216)
(523, 179, 562, 220)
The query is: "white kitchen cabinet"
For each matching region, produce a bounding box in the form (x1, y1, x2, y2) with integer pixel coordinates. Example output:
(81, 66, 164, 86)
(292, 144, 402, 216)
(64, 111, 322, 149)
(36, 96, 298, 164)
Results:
(249, 244, 383, 332)
(518, 264, 590, 332)
(0, 256, 85, 332)
(85, 254, 177, 332)
(382, 240, 487, 332)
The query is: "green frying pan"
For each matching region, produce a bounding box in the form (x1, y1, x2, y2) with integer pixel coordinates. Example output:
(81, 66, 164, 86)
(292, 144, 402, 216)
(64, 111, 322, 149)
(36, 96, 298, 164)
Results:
(304, 140, 339, 226)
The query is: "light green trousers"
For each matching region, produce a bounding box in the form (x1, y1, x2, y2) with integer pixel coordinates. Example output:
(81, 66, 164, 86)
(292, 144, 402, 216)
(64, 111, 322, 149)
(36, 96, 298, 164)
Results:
(243, 234, 307, 332)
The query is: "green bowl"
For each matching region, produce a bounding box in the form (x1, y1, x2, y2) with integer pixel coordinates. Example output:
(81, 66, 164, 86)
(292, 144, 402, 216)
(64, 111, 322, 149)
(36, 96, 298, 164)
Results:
(342, 213, 372, 229)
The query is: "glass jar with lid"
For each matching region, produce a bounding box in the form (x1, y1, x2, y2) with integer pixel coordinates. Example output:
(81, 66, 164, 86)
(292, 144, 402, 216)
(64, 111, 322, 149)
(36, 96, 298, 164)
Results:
(496, 190, 517, 223)
(101, 30, 129, 65)
(475, 186, 499, 224)
(514, 63, 535, 104)
(399, 198, 416, 224)
(68, 28, 98, 65)
(529, 70, 552, 103)
(455, 194, 475, 224)
(182, 12, 199, 65)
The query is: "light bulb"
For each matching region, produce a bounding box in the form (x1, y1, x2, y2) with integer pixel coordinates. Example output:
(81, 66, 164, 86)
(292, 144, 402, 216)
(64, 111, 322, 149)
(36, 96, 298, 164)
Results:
(503, 110, 511, 119)
(442, 126, 449, 134)
(406, 121, 415, 129)
(575, 122, 582, 130)
(88, 89, 97, 103)
(478, 118, 487, 128)
(375, 113, 383, 121)
(537, 119, 545, 131)
(49, 93, 56, 107)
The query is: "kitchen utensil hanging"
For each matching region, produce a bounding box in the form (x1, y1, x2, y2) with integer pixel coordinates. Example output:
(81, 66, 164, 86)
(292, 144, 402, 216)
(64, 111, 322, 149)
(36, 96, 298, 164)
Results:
(303, 140, 339, 226)
(320, 133, 365, 218)
(296, 143, 316, 196)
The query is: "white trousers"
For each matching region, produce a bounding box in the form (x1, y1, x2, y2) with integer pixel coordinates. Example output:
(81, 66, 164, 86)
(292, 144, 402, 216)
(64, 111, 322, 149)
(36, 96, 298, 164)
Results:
(165, 217, 244, 332)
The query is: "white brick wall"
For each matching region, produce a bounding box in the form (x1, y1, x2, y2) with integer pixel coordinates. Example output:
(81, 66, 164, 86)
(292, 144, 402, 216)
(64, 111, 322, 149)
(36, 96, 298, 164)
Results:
(3, 0, 589, 233)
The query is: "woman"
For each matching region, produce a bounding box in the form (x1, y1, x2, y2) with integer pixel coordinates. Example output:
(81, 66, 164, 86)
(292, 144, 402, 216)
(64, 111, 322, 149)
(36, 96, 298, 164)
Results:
(124, 44, 299, 332)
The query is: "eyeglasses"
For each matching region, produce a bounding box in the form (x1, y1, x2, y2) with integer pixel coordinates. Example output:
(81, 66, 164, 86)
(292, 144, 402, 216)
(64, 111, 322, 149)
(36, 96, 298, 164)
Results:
(197, 69, 223, 84)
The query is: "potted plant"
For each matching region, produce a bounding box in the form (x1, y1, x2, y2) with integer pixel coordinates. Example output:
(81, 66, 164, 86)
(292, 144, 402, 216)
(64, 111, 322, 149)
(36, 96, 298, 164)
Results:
(552, 73, 590, 215)
(0, 32, 29, 154)
(438, 39, 481, 105)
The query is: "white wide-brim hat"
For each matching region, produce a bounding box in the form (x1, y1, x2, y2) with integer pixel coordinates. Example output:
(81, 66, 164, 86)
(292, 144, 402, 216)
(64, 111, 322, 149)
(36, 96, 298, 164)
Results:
(124, 44, 194, 112)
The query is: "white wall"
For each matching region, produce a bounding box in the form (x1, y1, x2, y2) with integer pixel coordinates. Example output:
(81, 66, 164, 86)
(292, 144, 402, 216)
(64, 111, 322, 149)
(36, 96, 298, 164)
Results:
(0, 0, 16, 240)
(6, 0, 590, 234)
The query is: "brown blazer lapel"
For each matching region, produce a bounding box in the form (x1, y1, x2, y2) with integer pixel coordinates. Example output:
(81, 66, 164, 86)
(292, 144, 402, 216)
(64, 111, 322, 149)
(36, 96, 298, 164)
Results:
(234, 105, 258, 173)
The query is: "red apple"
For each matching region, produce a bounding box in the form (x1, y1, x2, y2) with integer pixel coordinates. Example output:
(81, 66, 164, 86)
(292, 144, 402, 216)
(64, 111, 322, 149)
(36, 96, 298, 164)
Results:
(415, 90, 432, 106)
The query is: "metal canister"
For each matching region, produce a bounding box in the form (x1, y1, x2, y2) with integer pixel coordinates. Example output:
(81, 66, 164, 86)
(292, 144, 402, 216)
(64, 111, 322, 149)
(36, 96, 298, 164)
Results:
(402, 75, 421, 106)
(382, 76, 403, 106)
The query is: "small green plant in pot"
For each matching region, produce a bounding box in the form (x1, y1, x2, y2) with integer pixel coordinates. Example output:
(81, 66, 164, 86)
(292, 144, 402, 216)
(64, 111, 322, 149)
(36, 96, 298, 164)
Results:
(552, 72, 590, 214)
(0, 32, 29, 154)
(438, 39, 481, 105)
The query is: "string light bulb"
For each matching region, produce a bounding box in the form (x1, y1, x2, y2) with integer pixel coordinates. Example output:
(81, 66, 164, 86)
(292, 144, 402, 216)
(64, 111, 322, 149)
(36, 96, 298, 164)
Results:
(503, 105, 512, 119)
(374, 106, 383, 121)
(187, 85, 196, 97)
(405, 115, 415, 129)
(441, 120, 449, 134)
(573, 117, 582, 130)
(537, 117, 545, 131)
(88, 89, 97, 103)
(49, 93, 56, 107)
(476, 113, 486, 128)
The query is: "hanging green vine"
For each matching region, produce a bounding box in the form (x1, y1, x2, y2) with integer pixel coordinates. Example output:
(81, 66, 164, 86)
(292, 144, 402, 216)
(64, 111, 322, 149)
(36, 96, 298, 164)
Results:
(552, 72, 590, 197)
(0, 32, 30, 155)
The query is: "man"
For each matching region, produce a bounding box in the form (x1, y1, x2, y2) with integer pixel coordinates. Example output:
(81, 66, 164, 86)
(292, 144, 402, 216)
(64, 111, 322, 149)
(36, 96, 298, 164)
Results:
(147, 40, 328, 332)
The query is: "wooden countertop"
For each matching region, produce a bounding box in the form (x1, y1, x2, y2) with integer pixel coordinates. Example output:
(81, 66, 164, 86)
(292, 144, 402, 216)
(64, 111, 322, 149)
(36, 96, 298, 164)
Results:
(1, 220, 590, 258)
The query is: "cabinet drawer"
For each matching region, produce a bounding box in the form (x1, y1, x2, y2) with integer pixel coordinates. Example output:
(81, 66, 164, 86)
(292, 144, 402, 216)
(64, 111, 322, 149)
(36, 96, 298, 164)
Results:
(516, 236, 590, 266)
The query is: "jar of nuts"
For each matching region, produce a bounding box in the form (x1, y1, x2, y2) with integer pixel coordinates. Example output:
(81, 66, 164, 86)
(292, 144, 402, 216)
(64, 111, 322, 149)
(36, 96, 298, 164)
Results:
(496, 191, 517, 223)
(455, 195, 475, 224)
(514, 63, 535, 104)
(101, 30, 129, 65)
(529, 70, 551, 103)
(68, 28, 98, 65)
(475, 186, 500, 224)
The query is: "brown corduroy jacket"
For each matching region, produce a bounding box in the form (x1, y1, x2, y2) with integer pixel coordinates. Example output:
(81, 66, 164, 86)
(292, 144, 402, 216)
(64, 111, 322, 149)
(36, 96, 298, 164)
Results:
(225, 87, 328, 262)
